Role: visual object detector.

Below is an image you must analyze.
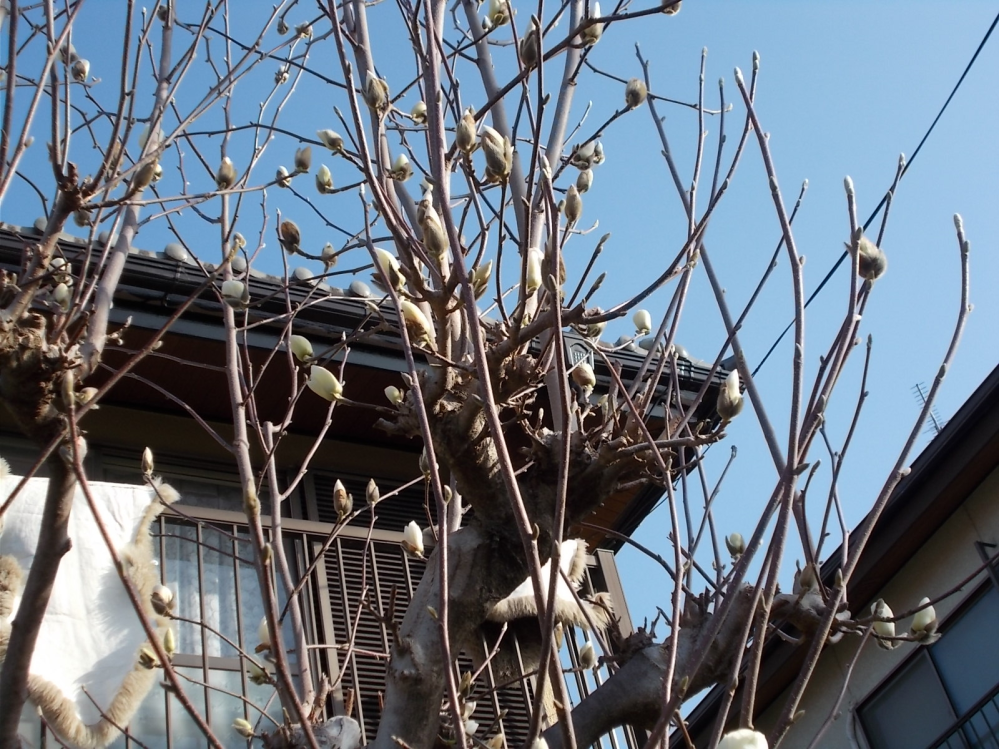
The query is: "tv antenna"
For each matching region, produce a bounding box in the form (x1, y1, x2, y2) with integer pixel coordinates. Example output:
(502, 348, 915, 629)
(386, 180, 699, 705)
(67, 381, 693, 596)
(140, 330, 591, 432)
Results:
(912, 382, 947, 436)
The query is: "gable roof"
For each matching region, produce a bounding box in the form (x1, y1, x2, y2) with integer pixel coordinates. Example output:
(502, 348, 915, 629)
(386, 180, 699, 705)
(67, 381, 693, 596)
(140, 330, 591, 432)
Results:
(1, 224, 728, 550)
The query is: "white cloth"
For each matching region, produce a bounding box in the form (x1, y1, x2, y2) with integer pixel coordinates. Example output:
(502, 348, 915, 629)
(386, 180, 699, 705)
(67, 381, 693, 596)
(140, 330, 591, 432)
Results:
(0, 473, 155, 725)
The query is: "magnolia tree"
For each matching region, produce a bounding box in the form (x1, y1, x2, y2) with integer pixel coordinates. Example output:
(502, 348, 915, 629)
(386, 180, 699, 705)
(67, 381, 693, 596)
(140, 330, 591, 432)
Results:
(0, 1, 972, 749)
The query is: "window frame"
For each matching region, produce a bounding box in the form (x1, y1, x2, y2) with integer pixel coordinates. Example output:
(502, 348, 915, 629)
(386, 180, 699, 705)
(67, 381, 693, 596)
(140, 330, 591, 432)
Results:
(857, 575, 999, 749)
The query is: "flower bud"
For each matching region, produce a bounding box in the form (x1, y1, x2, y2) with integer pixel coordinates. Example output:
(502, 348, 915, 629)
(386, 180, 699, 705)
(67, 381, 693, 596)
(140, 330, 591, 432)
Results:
(71, 59, 90, 83)
(418, 191, 449, 257)
(279, 219, 301, 254)
(456, 108, 477, 153)
(871, 598, 898, 650)
(400, 300, 436, 350)
(402, 521, 424, 557)
(277, 17, 289, 34)
(163, 627, 176, 657)
(411, 101, 428, 124)
(571, 140, 597, 170)
(372, 247, 405, 292)
(471, 260, 493, 299)
(307, 365, 344, 401)
(487, 0, 512, 27)
(564, 184, 582, 224)
(579, 641, 597, 669)
(296, 22, 313, 38)
(389, 153, 413, 182)
(853, 233, 887, 281)
(625, 78, 647, 109)
(294, 145, 312, 173)
(276, 165, 292, 187)
(321, 242, 337, 266)
(247, 661, 270, 685)
(579, 2, 602, 45)
(520, 19, 540, 68)
(73, 208, 93, 227)
(525, 248, 543, 295)
(364, 72, 390, 113)
(633, 309, 652, 335)
(275, 66, 289, 85)
(910, 596, 938, 639)
(317, 129, 344, 154)
(583, 308, 605, 339)
(572, 361, 597, 391)
(221, 279, 248, 308)
(233, 719, 255, 739)
(316, 163, 334, 194)
(576, 168, 593, 193)
(465, 719, 480, 736)
(385, 385, 404, 405)
(142, 447, 155, 476)
(332, 478, 353, 520)
(481, 126, 513, 183)
(151, 584, 174, 615)
(289, 335, 313, 362)
(132, 161, 158, 193)
(51, 282, 71, 309)
(366, 478, 381, 506)
(716, 369, 743, 421)
(725, 532, 745, 558)
(718, 729, 768, 749)
(216, 157, 236, 190)
(662, 0, 681, 14)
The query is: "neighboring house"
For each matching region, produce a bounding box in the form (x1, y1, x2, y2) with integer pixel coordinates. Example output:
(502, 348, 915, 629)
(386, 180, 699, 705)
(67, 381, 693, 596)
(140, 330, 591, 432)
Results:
(683, 362, 999, 749)
(0, 226, 726, 749)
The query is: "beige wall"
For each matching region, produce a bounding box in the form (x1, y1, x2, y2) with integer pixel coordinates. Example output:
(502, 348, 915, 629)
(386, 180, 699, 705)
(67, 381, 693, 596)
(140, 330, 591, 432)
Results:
(753, 465, 999, 748)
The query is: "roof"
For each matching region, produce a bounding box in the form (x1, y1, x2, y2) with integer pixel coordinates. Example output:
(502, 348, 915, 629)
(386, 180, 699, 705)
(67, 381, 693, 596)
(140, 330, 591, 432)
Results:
(682, 360, 999, 740)
(0, 224, 728, 550)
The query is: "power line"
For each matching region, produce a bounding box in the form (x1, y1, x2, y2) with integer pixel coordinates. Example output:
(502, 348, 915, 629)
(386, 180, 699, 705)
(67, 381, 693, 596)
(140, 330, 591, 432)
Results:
(752, 9, 999, 378)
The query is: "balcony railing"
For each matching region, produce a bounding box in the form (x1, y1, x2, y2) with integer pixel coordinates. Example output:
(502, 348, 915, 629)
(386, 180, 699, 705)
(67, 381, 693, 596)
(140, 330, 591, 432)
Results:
(928, 680, 999, 749)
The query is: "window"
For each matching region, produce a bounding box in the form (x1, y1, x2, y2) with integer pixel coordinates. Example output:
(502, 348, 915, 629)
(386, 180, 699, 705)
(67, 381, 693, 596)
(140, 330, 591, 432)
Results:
(859, 584, 999, 749)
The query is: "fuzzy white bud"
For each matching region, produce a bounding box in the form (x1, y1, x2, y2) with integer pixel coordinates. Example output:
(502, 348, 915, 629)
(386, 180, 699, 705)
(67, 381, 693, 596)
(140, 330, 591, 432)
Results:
(317, 129, 344, 154)
(717, 369, 743, 421)
(402, 520, 424, 558)
(718, 729, 768, 749)
(633, 309, 652, 335)
(871, 598, 897, 649)
(289, 335, 313, 363)
(307, 365, 344, 401)
(142, 447, 155, 476)
(216, 157, 236, 190)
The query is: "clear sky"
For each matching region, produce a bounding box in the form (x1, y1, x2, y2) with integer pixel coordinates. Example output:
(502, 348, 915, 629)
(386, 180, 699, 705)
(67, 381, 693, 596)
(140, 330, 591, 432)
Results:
(598, 2, 999, 628)
(2, 0, 997, 654)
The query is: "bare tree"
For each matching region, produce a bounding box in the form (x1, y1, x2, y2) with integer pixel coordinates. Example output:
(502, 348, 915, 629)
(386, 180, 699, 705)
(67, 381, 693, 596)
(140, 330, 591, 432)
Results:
(0, 2, 972, 749)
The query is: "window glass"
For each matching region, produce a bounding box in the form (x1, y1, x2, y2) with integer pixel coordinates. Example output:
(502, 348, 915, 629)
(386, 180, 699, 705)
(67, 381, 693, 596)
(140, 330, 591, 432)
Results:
(163, 521, 204, 656)
(201, 526, 240, 658)
(931, 587, 999, 715)
(859, 652, 956, 749)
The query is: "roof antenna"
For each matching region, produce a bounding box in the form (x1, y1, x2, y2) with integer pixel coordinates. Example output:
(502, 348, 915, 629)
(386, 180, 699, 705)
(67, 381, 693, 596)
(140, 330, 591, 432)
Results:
(912, 382, 947, 436)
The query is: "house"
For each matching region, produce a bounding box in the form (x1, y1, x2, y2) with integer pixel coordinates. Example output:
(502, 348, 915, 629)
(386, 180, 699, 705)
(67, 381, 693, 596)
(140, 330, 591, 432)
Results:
(0, 225, 727, 748)
(682, 362, 999, 748)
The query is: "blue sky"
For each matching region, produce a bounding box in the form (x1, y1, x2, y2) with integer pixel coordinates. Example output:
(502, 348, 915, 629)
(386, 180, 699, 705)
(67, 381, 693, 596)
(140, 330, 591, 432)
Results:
(2, 0, 997, 646)
(600, 2, 999, 626)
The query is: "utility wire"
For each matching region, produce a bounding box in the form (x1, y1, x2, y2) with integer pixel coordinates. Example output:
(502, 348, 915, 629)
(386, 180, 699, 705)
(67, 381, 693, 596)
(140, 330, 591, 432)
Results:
(752, 9, 999, 378)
